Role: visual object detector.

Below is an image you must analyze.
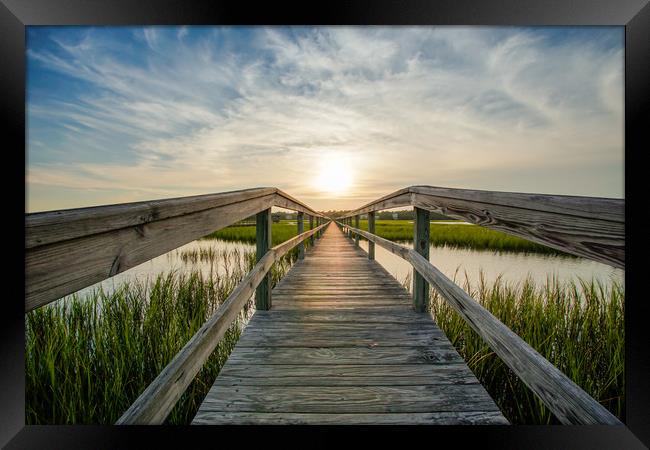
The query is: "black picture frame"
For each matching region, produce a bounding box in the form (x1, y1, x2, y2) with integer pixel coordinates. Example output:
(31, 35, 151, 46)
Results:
(2, 0, 648, 448)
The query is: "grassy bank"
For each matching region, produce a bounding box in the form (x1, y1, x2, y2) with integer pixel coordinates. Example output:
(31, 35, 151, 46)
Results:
(424, 272, 624, 424)
(357, 220, 569, 255)
(25, 247, 298, 425)
(204, 220, 313, 246)
(206, 219, 568, 255)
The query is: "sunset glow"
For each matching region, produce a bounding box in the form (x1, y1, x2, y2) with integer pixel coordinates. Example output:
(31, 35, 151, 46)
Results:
(313, 154, 354, 195)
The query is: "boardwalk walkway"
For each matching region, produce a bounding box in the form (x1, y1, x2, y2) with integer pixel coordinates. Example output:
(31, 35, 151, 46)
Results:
(193, 224, 508, 425)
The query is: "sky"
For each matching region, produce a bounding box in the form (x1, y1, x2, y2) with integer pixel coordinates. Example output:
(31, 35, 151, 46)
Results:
(26, 26, 624, 213)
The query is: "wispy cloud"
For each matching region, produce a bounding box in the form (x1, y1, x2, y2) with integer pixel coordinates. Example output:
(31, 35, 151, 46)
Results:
(26, 26, 623, 212)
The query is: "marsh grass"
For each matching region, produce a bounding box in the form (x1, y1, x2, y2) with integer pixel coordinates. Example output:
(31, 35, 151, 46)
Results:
(426, 270, 624, 424)
(204, 220, 314, 246)
(357, 220, 570, 255)
(25, 246, 300, 425)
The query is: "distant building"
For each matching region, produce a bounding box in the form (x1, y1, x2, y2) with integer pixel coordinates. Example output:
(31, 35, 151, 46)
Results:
(392, 212, 398, 220)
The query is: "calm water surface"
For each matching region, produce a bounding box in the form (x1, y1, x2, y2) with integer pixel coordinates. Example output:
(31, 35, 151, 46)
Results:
(358, 240, 624, 290)
(74, 239, 255, 299)
(71, 234, 623, 300)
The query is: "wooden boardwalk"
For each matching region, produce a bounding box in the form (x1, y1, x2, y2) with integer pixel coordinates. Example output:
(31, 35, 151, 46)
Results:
(193, 224, 508, 425)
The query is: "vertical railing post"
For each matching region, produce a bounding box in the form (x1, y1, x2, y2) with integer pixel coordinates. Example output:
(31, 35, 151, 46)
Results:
(368, 211, 375, 260)
(297, 212, 304, 260)
(256, 208, 272, 310)
(413, 207, 430, 312)
(309, 215, 315, 246)
(354, 215, 359, 247)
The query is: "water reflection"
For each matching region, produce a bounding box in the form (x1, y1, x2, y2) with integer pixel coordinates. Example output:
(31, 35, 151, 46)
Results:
(358, 240, 624, 290)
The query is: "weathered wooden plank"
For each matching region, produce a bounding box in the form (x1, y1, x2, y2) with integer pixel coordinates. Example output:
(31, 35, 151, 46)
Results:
(270, 303, 412, 311)
(242, 321, 443, 334)
(297, 212, 304, 260)
(339, 185, 623, 268)
(250, 310, 434, 324)
(368, 211, 376, 260)
(218, 363, 473, 379)
(274, 189, 325, 218)
(409, 185, 623, 222)
(26, 193, 277, 311)
(354, 215, 360, 247)
(215, 376, 476, 387)
(255, 208, 272, 311)
(309, 215, 315, 246)
(224, 346, 464, 365)
(413, 207, 430, 312)
(198, 384, 502, 413)
(411, 190, 624, 269)
(339, 187, 412, 217)
(236, 331, 446, 348)
(25, 187, 277, 249)
(193, 223, 506, 425)
(193, 411, 509, 425)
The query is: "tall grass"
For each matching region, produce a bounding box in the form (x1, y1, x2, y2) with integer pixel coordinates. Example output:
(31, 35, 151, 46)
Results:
(25, 247, 300, 424)
(426, 270, 624, 424)
(204, 220, 313, 246)
(358, 220, 569, 255)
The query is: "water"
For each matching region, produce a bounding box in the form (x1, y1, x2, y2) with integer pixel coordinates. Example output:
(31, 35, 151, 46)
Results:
(74, 239, 255, 299)
(358, 240, 624, 291)
(71, 235, 623, 301)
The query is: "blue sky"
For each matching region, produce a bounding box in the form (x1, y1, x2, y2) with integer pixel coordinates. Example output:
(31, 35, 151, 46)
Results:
(26, 26, 624, 212)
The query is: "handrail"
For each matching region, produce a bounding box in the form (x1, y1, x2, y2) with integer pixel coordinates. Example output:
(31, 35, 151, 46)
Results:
(116, 221, 330, 425)
(338, 221, 622, 425)
(338, 185, 624, 269)
(25, 187, 326, 311)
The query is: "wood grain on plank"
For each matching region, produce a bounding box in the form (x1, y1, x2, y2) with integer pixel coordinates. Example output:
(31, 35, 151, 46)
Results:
(194, 225, 506, 425)
(347, 222, 622, 425)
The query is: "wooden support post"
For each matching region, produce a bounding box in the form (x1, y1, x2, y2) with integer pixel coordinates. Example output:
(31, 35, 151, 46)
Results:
(413, 207, 430, 312)
(309, 215, 315, 246)
(368, 211, 375, 260)
(297, 212, 304, 260)
(354, 215, 360, 247)
(255, 208, 272, 310)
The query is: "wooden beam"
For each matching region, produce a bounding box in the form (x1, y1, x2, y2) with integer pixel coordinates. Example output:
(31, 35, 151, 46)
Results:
(25, 187, 277, 249)
(116, 222, 328, 425)
(345, 224, 623, 425)
(256, 209, 272, 310)
(297, 212, 304, 260)
(407, 249, 622, 425)
(413, 208, 430, 312)
(309, 215, 315, 246)
(354, 215, 360, 247)
(368, 212, 376, 260)
(409, 186, 624, 269)
(26, 192, 276, 311)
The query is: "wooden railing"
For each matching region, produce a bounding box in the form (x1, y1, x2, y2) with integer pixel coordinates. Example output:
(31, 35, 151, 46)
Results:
(337, 185, 624, 425)
(25, 187, 330, 424)
(25, 187, 327, 312)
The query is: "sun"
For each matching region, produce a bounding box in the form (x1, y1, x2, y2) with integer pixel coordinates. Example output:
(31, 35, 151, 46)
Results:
(313, 154, 353, 195)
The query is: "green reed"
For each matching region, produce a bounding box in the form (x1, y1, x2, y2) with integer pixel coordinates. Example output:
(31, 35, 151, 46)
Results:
(424, 270, 624, 424)
(357, 220, 569, 255)
(25, 246, 300, 425)
(203, 220, 314, 246)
